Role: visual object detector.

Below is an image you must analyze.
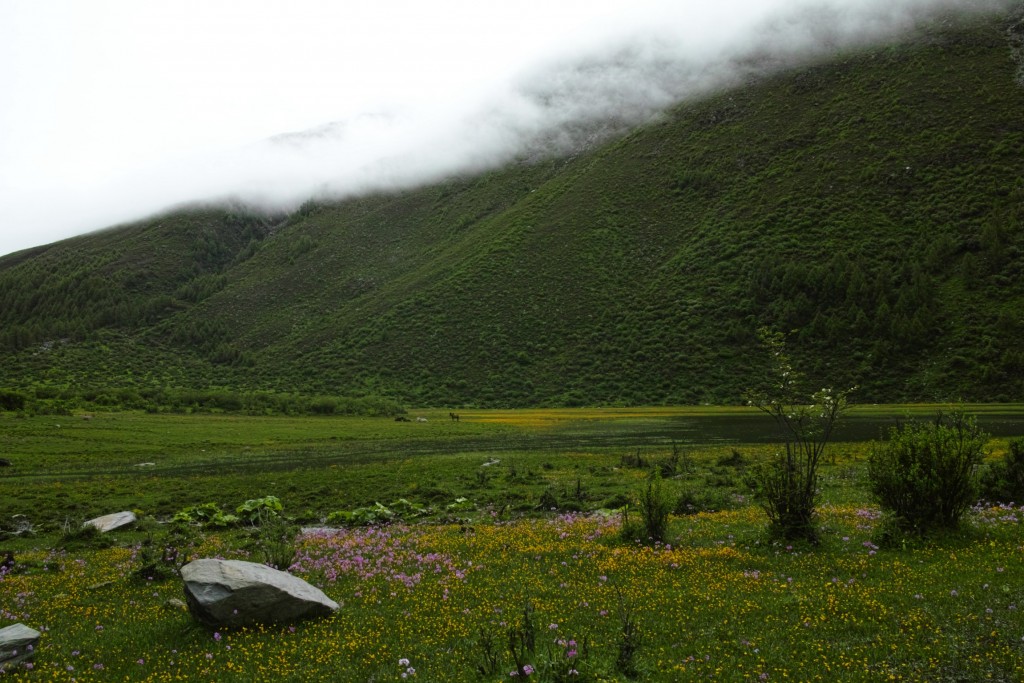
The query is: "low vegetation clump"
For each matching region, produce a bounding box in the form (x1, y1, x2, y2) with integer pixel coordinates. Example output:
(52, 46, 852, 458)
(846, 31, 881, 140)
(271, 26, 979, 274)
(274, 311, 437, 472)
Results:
(868, 411, 988, 535)
(620, 470, 674, 545)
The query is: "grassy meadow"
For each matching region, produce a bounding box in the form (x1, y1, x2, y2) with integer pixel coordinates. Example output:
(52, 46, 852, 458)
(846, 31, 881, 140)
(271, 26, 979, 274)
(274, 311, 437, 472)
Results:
(1, 406, 1024, 681)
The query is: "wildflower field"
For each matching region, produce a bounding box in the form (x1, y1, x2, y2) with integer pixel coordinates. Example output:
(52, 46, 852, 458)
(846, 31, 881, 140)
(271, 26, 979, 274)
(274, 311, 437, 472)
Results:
(1, 407, 1024, 681)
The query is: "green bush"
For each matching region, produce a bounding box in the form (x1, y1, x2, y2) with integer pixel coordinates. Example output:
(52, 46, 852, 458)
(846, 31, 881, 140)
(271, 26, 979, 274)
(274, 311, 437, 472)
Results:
(868, 411, 987, 533)
(979, 438, 1024, 503)
(236, 495, 284, 525)
(751, 445, 821, 541)
(172, 503, 239, 528)
(627, 470, 673, 544)
(324, 499, 434, 526)
(326, 502, 395, 526)
(746, 328, 852, 542)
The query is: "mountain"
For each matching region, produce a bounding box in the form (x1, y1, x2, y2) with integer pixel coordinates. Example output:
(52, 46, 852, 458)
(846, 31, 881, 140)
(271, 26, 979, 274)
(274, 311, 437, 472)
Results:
(2, 7, 1024, 410)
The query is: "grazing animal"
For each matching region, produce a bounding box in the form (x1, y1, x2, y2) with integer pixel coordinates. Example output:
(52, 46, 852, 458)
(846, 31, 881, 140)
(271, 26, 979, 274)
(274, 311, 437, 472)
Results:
(449, 412, 461, 422)
(394, 416, 411, 422)
(0, 458, 11, 467)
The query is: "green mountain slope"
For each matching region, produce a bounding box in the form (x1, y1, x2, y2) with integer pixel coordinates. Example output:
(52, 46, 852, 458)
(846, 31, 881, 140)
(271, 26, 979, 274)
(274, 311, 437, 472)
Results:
(2, 8, 1024, 408)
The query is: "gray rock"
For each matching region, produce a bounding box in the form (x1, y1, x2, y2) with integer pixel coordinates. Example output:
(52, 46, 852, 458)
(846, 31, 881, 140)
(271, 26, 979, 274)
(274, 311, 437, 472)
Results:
(165, 598, 187, 611)
(181, 558, 339, 628)
(83, 511, 137, 533)
(0, 623, 40, 672)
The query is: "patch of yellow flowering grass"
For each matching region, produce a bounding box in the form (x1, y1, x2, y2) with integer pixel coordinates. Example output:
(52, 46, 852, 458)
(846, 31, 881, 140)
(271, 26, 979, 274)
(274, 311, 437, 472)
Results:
(2, 505, 1022, 680)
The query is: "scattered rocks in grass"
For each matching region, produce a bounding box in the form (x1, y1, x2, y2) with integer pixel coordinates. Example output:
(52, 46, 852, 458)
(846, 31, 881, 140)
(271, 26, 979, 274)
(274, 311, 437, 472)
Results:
(0, 623, 40, 672)
(83, 511, 137, 533)
(181, 558, 339, 628)
(134, 462, 156, 468)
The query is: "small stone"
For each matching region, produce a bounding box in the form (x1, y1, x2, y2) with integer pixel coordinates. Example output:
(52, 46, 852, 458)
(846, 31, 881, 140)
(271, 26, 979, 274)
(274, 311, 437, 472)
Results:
(0, 623, 40, 672)
(165, 598, 187, 611)
(83, 511, 137, 533)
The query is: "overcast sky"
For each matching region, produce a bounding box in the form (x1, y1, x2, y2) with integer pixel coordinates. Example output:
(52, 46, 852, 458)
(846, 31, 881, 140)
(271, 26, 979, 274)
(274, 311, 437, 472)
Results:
(0, 0, 1015, 257)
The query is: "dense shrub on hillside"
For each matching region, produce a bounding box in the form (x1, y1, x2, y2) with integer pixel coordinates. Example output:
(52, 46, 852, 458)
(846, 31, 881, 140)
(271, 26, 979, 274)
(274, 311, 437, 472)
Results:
(0, 389, 26, 411)
(868, 411, 987, 533)
(0, 385, 407, 417)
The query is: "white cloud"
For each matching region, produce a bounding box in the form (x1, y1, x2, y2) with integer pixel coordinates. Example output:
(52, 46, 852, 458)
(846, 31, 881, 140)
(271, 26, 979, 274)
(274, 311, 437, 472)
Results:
(0, 0, 1016, 256)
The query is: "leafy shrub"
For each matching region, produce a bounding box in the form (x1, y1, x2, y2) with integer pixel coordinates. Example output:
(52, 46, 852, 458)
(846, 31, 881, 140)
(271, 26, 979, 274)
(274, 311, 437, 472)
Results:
(326, 502, 395, 526)
(868, 411, 987, 533)
(979, 438, 1024, 503)
(236, 495, 283, 525)
(446, 497, 474, 513)
(391, 498, 431, 518)
(325, 499, 434, 526)
(172, 503, 239, 528)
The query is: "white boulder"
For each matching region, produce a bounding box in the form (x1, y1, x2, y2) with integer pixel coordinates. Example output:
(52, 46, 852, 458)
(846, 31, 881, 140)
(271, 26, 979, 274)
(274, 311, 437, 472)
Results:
(181, 558, 339, 627)
(83, 511, 137, 533)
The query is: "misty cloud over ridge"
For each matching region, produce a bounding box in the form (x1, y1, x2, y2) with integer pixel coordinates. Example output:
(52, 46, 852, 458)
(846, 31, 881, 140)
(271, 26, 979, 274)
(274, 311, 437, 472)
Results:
(0, 0, 1018, 256)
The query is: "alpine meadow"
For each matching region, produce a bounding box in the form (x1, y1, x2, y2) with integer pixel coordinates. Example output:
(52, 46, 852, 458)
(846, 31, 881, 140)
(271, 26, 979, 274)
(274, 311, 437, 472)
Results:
(3, 4, 1024, 682)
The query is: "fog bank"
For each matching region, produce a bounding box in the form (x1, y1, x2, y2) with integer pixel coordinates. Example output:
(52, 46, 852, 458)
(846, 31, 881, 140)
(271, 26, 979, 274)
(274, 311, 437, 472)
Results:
(0, 0, 1017, 256)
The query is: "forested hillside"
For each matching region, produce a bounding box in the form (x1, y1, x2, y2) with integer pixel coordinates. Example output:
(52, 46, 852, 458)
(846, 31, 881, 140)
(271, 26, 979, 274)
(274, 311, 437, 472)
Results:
(2, 8, 1023, 410)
